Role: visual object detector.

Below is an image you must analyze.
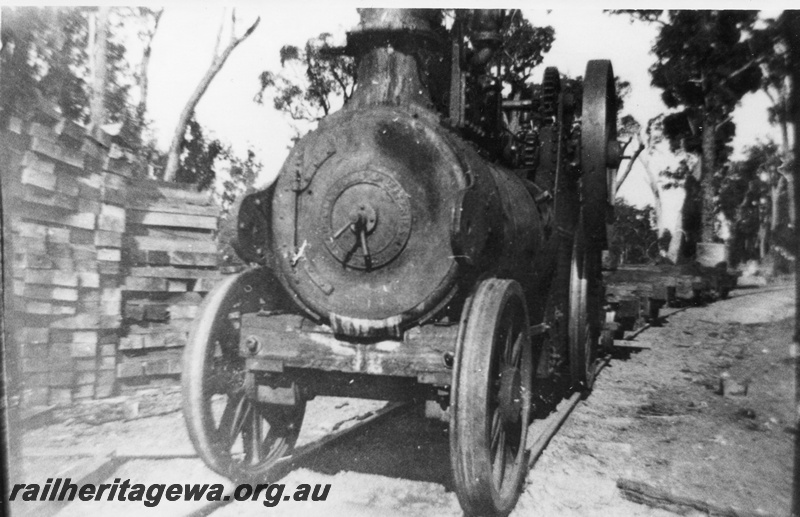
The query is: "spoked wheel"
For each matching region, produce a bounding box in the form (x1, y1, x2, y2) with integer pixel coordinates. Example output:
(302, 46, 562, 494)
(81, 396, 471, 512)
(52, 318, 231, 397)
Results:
(581, 59, 620, 251)
(182, 268, 305, 482)
(451, 279, 534, 517)
(568, 219, 602, 390)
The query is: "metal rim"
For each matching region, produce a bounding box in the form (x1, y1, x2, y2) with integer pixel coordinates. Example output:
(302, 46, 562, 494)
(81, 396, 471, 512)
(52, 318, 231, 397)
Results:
(182, 268, 305, 482)
(581, 59, 618, 249)
(450, 278, 533, 517)
(569, 220, 599, 390)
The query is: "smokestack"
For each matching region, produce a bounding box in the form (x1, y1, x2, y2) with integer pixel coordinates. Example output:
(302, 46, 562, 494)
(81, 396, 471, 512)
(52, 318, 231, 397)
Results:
(346, 8, 442, 110)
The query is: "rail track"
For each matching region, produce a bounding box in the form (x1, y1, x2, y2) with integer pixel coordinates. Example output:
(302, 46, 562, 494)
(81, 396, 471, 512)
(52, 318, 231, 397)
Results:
(23, 353, 619, 517)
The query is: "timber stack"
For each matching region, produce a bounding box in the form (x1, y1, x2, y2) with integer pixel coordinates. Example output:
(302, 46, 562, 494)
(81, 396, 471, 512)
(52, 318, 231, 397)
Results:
(3, 98, 130, 406)
(604, 263, 739, 338)
(1, 97, 223, 407)
(117, 179, 221, 384)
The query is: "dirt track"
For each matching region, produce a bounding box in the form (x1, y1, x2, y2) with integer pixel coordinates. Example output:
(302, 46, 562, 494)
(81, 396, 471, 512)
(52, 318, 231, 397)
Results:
(15, 282, 796, 517)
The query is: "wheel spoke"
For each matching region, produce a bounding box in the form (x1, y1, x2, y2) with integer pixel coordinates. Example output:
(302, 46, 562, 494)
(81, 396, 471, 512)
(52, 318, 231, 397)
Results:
(229, 395, 251, 442)
(492, 425, 507, 489)
(184, 269, 305, 480)
(502, 309, 517, 366)
(451, 279, 534, 514)
(511, 332, 524, 368)
(490, 409, 502, 454)
(504, 329, 514, 366)
(245, 406, 264, 465)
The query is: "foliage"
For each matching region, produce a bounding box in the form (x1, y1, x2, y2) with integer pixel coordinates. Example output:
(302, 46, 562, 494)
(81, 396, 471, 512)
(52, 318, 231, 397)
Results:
(611, 200, 661, 264)
(255, 33, 355, 124)
(256, 11, 555, 129)
(611, 10, 763, 245)
(649, 11, 761, 158)
(174, 118, 225, 191)
(718, 141, 776, 222)
(219, 149, 262, 216)
(494, 11, 555, 97)
(1, 7, 150, 144)
(167, 117, 263, 212)
(1, 7, 89, 121)
(659, 157, 695, 190)
(744, 15, 792, 136)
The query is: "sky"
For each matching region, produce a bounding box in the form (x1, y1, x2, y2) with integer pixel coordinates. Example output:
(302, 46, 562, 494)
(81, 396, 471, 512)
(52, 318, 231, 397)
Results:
(143, 4, 787, 231)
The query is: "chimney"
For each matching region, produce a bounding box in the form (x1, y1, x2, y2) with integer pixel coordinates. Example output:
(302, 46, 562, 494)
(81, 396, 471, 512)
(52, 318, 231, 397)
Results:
(346, 9, 442, 110)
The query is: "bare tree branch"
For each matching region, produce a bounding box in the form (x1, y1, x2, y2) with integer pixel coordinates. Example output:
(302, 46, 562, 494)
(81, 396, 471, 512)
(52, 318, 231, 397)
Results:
(163, 12, 261, 182)
(89, 6, 110, 129)
(136, 8, 163, 135)
(615, 135, 646, 195)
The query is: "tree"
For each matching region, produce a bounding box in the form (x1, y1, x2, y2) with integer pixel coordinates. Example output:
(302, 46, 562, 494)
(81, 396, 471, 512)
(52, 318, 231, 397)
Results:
(1, 6, 153, 145)
(173, 117, 224, 190)
(87, 6, 109, 129)
(255, 32, 355, 136)
(256, 11, 554, 136)
(650, 11, 762, 244)
(750, 16, 795, 229)
(494, 11, 555, 98)
(132, 8, 163, 139)
(614, 10, 762, 251)
(615, 114, 666, 231)
(611, 200, 661, 265)
(1, 7, 90, 121)
(163, 8, 260, 181)
(219, 149, 262, 216)
(721, 140, 794, 266)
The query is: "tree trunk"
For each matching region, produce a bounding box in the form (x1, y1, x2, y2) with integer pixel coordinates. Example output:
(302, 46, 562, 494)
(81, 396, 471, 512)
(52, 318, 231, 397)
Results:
(778, 92, 796, 228)
(771, 179, 785, 232)
(136, 9, 162, 138)
(614, 137, 645, 196)
(163, 12, 260, 182)
(700, 113, 717, 242)
(786, 173, 796, 228)
(639, 156, 663, 230)
(89, 6, 110, 130)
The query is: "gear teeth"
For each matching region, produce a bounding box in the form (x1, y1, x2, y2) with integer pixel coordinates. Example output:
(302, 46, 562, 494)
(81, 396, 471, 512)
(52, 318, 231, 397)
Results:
(519, 131, 538, 168)
(541, 67, 561, 120)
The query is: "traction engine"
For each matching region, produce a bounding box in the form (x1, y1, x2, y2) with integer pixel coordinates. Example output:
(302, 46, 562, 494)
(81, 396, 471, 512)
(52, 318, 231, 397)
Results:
(182, 8, 621, 516)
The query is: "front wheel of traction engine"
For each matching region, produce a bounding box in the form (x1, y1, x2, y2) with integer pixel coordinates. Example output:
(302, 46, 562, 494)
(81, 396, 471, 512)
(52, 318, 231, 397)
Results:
(450, 279, 534, 517)
(182, 268, 305, 482)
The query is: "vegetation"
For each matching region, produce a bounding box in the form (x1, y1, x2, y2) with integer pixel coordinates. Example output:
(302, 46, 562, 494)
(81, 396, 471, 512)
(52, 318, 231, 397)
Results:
(256, 11, 555, 133)
(3, 7, 796, 272)
(611, 201, 662, 265)
(610, 10, 798, 267)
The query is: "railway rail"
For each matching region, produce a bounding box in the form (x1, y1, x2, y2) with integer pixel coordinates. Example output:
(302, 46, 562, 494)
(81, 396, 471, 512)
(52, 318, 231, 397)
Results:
(23, 353, 620, 517)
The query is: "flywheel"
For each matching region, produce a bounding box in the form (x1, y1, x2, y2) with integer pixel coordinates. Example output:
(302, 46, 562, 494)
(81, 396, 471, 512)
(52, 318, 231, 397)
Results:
(581, 60, 621, 250)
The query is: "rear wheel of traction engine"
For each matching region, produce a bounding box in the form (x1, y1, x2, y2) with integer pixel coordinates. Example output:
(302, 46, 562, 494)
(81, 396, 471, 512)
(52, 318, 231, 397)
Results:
(569, 217, 603, 391)
(451, 279, 534, 517)
(573, 59, 618, 390)
(182, 268, 305, 482)
(581, 59, 619, 252)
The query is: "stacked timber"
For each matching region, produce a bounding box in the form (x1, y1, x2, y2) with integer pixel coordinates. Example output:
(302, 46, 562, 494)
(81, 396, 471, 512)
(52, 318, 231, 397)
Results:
(117, 179, 222, 384)
(604, 263, 739, 337)
(3, 104, 129, 406)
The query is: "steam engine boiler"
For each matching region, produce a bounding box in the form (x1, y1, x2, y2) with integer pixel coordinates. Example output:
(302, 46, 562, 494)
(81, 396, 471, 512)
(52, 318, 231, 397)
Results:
(182, 8, 621, 517)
